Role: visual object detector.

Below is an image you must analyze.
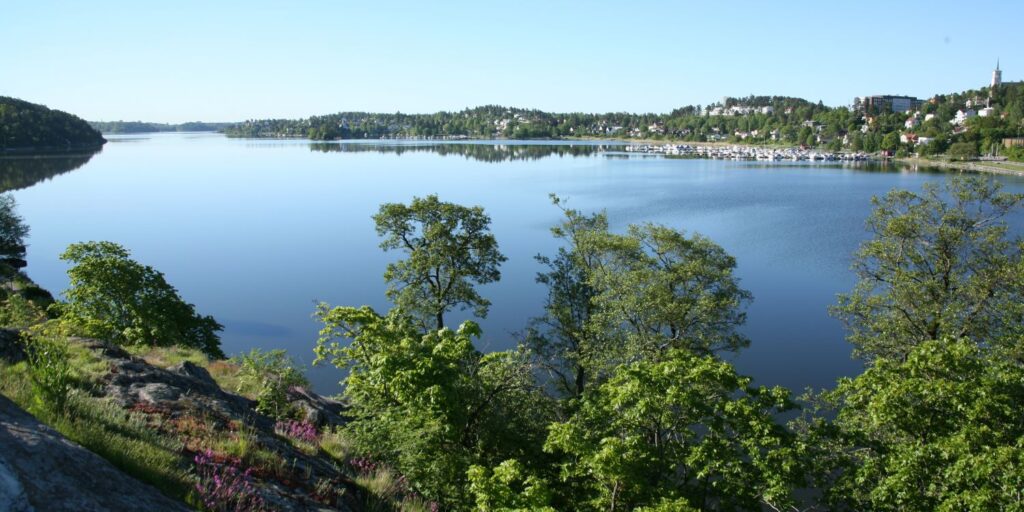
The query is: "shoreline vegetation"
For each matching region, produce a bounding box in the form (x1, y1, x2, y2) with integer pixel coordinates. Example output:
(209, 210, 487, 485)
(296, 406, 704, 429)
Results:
(3, 176, 1024, 510)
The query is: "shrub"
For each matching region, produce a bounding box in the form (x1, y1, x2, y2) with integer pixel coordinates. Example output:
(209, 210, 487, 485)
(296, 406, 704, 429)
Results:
(0, 294, 47, 328)
(22, 333, 72, 410)
(233, 348, 308, 419)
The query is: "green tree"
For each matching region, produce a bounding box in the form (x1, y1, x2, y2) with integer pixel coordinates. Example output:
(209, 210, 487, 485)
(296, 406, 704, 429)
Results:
(802, 339, 1024, 511)
(881, 132, 900, 151)
(544, 348, 799, 511)
(527, 196, 608, 399)
(0, 193, 28, 266)
(948, 141, 979, 160)
(56, 241, 224, 357)
(373, 195, 506, 331)
(587, 223, 752, 359)
(528, 199, 751, 400)
(314, 305, 552, 507)
(831, 177, 1024, 362)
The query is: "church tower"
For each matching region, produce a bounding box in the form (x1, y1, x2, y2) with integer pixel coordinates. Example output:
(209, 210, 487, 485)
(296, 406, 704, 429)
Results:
(992, 59, 1002, 89)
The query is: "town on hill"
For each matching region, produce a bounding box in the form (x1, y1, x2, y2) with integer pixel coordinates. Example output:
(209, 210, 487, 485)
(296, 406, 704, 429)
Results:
(224, 62, 1024, 164)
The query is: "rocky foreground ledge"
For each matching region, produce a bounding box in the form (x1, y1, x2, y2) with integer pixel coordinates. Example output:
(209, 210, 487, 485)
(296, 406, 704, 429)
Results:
(0, 393, 191, 511)
(0, 331, 363, 511)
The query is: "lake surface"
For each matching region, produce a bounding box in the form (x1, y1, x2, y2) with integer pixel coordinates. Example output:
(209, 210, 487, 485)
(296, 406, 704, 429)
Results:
(8, 133, 1024, 393)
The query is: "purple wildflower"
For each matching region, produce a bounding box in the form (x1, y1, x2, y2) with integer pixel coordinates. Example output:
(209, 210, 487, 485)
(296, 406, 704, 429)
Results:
(193, 449, 265, 511)
(274, 419, 319, 444)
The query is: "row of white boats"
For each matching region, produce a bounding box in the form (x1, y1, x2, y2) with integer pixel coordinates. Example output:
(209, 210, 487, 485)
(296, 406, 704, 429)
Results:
(622, 144, 873, 161)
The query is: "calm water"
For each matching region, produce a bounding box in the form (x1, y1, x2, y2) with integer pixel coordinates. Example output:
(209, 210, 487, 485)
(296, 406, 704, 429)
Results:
(8, 133, 1024, 393)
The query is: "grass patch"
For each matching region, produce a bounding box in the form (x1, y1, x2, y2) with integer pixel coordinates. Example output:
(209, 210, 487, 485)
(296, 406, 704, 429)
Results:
(66, 341, 111, 388)
(320, 426, 354, 463)
(355, 466, 406, 512)
(127, 344, 211, 368)
(0, 360, 194, 501)
(126, 344, 246, 396)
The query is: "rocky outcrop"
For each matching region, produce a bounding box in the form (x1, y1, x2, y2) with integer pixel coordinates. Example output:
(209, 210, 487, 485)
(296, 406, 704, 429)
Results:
(76, 338, 358, 511)
(0, 394, 190, 511)
(2, 331, 361, 510)
(287, 386, 349, 429)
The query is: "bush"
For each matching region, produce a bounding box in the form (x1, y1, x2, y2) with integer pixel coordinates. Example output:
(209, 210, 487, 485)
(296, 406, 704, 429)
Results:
(22, 334, 72, 410)
(0, 294, 47, 328)
(56, 241, 224, 358)
(233, 348, 308, 419)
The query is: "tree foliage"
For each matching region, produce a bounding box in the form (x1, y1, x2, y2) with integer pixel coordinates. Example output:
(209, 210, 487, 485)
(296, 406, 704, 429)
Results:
(527, 196, 607, 399)
(544, 348, 799, 512)
(831, 177, 1024, 362)
(373, 194, 506, 331)
(801, 339, 1024, 511)
(0, 193, 28, 264)
(314, 305, 552, 506)
(528, 196, 751, 400)
(56, 241, 224, 358)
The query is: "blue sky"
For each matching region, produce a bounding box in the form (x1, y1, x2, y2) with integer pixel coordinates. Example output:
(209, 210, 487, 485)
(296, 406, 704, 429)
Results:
(1, 0, 1020, 122)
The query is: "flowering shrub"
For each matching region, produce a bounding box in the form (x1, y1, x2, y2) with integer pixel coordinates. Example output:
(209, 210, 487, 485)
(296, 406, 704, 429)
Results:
(274, 419, 319, 444)
(193, 449, 265, 512)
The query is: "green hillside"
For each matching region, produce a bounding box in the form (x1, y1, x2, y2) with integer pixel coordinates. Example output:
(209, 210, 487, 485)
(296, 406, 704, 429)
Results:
(0, 97, 106, 153)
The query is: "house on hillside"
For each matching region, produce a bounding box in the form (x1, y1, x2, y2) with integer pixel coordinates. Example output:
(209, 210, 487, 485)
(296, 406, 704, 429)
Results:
(952, 109, 976, 125)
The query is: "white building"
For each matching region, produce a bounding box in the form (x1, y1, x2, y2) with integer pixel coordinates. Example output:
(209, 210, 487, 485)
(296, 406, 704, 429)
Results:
(924, 113, 936, 122)
(905, 117, 920, 129)
(979, 107, 995, 117)
(952, 109, 977, 125)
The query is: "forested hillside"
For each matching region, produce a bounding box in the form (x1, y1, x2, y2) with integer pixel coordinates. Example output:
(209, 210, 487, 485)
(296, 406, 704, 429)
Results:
(0, 97, 106, 153)
(89, 120, 231, 134)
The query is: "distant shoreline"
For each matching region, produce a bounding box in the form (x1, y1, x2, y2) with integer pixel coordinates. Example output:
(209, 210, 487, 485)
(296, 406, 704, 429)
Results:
(896, 157, 1024, 177)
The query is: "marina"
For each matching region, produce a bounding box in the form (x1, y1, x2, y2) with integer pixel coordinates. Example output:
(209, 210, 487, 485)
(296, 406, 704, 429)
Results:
(623, 143, 873, 161)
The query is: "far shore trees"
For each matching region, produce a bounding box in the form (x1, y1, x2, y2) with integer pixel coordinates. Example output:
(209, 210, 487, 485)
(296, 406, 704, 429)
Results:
(373, 194, 506, 332)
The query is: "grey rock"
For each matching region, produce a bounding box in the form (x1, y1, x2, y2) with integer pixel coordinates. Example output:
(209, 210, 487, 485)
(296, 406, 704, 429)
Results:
(137, 383, 181, 403)
(0, 456, 33, 512)
(287, 387, 349, 428)
(0, 394, 189, 511)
